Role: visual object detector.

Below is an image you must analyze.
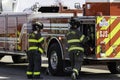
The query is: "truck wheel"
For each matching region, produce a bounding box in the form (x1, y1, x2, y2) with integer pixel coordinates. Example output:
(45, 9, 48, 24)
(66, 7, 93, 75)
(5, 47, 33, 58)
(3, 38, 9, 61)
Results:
(48, 43, 64, 76)
(12, 55, 27, 63)
(107, 62, 120, 74)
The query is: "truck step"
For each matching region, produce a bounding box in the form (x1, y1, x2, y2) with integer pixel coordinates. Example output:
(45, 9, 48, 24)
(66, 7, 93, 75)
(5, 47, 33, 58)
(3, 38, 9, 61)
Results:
(0, 51, 26, 56)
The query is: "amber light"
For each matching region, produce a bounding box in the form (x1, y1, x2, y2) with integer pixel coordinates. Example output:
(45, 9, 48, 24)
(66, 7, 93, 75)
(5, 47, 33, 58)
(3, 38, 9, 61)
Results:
(58, 36, 62, 40)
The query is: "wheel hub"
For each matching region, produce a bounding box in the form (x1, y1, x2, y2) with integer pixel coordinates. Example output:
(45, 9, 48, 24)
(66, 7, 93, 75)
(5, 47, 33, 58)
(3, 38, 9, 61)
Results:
(50, 51, 58, 69)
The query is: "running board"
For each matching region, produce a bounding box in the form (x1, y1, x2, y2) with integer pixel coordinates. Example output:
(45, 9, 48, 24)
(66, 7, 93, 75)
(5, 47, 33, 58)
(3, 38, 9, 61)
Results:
(0, 51, 26, 56)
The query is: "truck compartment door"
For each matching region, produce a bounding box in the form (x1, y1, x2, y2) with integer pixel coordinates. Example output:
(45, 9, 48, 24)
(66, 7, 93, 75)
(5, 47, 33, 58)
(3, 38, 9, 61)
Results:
(6, 16, 17, 51)
(96, 16, 120, 58)
(109, 17, 120, 58)
(0, 16, 6, 50)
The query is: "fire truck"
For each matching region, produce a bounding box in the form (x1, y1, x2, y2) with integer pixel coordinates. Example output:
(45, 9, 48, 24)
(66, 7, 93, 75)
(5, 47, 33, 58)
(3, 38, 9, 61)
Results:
(0, 12, 29, 63)
(0, 0, 120, 76)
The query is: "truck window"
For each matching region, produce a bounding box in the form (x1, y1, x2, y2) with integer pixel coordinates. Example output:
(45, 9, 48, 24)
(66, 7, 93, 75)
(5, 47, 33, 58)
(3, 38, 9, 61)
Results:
(0, 17, 5, 50)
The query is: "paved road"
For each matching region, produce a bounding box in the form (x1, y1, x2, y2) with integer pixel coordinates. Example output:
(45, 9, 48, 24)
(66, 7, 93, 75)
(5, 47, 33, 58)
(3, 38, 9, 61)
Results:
(0, 56, 120, 80)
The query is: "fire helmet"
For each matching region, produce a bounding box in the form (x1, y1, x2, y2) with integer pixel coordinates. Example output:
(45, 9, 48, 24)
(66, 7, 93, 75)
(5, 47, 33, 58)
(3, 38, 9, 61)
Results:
(32, 22, 43, 31)
(69, 17, 79, 29)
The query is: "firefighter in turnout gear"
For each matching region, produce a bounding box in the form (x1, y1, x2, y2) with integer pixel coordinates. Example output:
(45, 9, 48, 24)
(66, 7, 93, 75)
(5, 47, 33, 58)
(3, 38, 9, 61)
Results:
(26, 21, 44, 79)
(66, 17, 86, 80)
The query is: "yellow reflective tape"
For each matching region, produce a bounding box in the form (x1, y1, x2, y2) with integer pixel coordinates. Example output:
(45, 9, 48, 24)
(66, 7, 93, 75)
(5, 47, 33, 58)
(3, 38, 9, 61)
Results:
(97, 45, 100, 55)
(97, 16, 104, 24)
(73, 68, 79, 75)
(97, 31, 99, 39)
(28, 47, 38, 50)
(67, 39, 80, 43)
(102, 16, 117, 30)
(97, 16, 118, 56)
(112, 37, 120, 47)
(38, 37, 44, 42)
(26, 71, 32, 75)
(106, 38, 120, 56)
(97, 23, 120, 54)
(31, 33, 35, 37)
(33, 72, 40, 75)
(97, 32, 99, 40)
(108, 23, 120, 43)
(28, 47, 43, 53)
(70, 31, 76, 34)
(17, 31, 20, 35)
(106, 47, 113, 56)
(97, 16, 118, 55)
(80, 35, 85, 42)
(101, 19, 110, 30)
(68, 47, 84, 52)
(115, 51, 120, 58)
(97, 16, 117, 39)
(39, 48, 44, 53)
(17, 45, 21, 50)
(17, 38, 20, 41)
(28, 39, 38, 42)
(104, 23, 120, 56)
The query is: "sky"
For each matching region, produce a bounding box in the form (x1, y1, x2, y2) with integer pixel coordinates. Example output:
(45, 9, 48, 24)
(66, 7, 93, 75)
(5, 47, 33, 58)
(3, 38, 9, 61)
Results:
(16, 0, 85, 12)
(2, 0, 85, 12)
(61, 0, 85, 9)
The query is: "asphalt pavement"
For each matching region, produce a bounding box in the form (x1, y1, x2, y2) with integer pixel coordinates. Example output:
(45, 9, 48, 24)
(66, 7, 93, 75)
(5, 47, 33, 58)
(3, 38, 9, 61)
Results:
(0, 56, 120, 80)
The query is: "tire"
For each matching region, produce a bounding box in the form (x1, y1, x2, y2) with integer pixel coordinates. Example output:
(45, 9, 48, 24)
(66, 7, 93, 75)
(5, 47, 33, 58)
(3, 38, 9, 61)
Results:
(12, 55, 27, 63)
(48, 43, 64, 76)
(107, 62, 120, 74)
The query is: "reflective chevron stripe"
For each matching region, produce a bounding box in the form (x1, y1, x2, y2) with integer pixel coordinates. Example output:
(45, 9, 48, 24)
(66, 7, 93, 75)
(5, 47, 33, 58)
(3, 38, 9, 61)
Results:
(96, 16, 120, 58)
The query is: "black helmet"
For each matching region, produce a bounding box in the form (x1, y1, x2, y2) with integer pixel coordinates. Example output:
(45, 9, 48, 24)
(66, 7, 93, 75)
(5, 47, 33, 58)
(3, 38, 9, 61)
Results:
(69, 17, 79, 29)
(32, 22, 43, 31)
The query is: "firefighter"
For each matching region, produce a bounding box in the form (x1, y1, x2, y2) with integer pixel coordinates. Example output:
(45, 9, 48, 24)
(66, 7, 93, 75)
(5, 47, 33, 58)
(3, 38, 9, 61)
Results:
(26, 21, 44, 79)
(66, 17, 86, 80)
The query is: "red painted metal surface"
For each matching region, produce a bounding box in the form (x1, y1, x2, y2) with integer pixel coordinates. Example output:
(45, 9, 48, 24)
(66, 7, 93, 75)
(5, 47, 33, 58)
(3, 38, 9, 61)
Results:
(84, 2, 120, 16)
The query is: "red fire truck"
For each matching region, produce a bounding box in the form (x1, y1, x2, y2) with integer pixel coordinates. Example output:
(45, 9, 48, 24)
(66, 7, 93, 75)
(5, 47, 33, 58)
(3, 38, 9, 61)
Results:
(0, 0, 120, 76)
(0, 12, 28, 63)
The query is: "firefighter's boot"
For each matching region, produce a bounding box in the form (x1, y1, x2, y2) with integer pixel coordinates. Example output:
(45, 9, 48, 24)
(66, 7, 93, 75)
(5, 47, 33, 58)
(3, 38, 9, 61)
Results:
(71, 72, 78, 80)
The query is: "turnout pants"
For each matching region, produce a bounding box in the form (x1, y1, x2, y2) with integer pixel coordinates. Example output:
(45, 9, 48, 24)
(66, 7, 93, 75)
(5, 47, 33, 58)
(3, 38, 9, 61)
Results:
(69, 50, 83, 74)
(26, 50, 41, 79)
